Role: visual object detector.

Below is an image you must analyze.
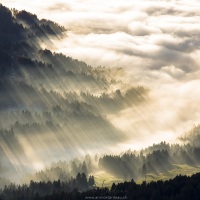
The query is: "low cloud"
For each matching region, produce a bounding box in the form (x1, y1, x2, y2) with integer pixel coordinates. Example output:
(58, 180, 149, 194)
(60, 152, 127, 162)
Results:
(128, 22, 162, 36)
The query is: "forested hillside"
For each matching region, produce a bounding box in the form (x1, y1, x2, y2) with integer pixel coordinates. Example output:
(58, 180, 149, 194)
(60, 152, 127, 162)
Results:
(0, 4, 148, 183)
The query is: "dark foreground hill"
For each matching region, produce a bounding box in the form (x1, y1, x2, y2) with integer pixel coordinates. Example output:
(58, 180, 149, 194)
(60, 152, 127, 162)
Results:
(1, 172, 200, 200)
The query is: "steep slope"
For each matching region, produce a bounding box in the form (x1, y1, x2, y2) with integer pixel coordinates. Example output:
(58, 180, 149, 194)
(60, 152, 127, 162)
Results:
(0, 4, 149, 181)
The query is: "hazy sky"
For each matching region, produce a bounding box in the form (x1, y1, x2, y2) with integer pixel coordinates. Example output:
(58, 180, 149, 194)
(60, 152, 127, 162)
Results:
(2, 0, 200, 149)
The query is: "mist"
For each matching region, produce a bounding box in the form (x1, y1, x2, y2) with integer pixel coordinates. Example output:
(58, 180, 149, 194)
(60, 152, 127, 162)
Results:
(1, 0, 200, 186)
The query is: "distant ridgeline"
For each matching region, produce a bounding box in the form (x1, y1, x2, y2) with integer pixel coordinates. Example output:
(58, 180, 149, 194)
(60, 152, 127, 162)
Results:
(24, 126, 200, 184)
(99, 140, 200, 180)
(0, 4, 149, 183)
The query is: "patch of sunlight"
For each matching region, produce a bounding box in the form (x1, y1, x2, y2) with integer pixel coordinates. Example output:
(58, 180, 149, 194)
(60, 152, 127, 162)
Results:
(92, 171, 123, 188)
(93, 165, 200, 187)
(137, 164, 200, 184)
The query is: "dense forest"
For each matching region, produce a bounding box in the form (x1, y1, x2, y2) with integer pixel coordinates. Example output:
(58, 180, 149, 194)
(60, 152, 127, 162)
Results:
(99, 140, 200, 180)
(1, 173, 200, 200)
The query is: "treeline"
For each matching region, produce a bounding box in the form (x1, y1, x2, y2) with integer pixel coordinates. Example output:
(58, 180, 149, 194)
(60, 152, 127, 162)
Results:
(110, 173, 200, 200)
(1, 83, 147, 116)
(99, 138, 200, 180)
(24, 158, 95, 183)
(0, 79, 148, 116)
(1, 173, 200, 200)
(14, 9, 66, 35)
(99, 148, 171, 180)
(0, 172, 95, 200)
(0, 4, 65, 48)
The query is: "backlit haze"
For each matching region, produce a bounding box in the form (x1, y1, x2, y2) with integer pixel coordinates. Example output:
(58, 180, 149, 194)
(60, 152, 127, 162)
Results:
(1, 0, 200, 170)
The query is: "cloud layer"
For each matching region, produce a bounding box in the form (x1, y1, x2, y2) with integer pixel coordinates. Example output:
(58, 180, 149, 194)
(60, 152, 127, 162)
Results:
(2, 0, 200, 149)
